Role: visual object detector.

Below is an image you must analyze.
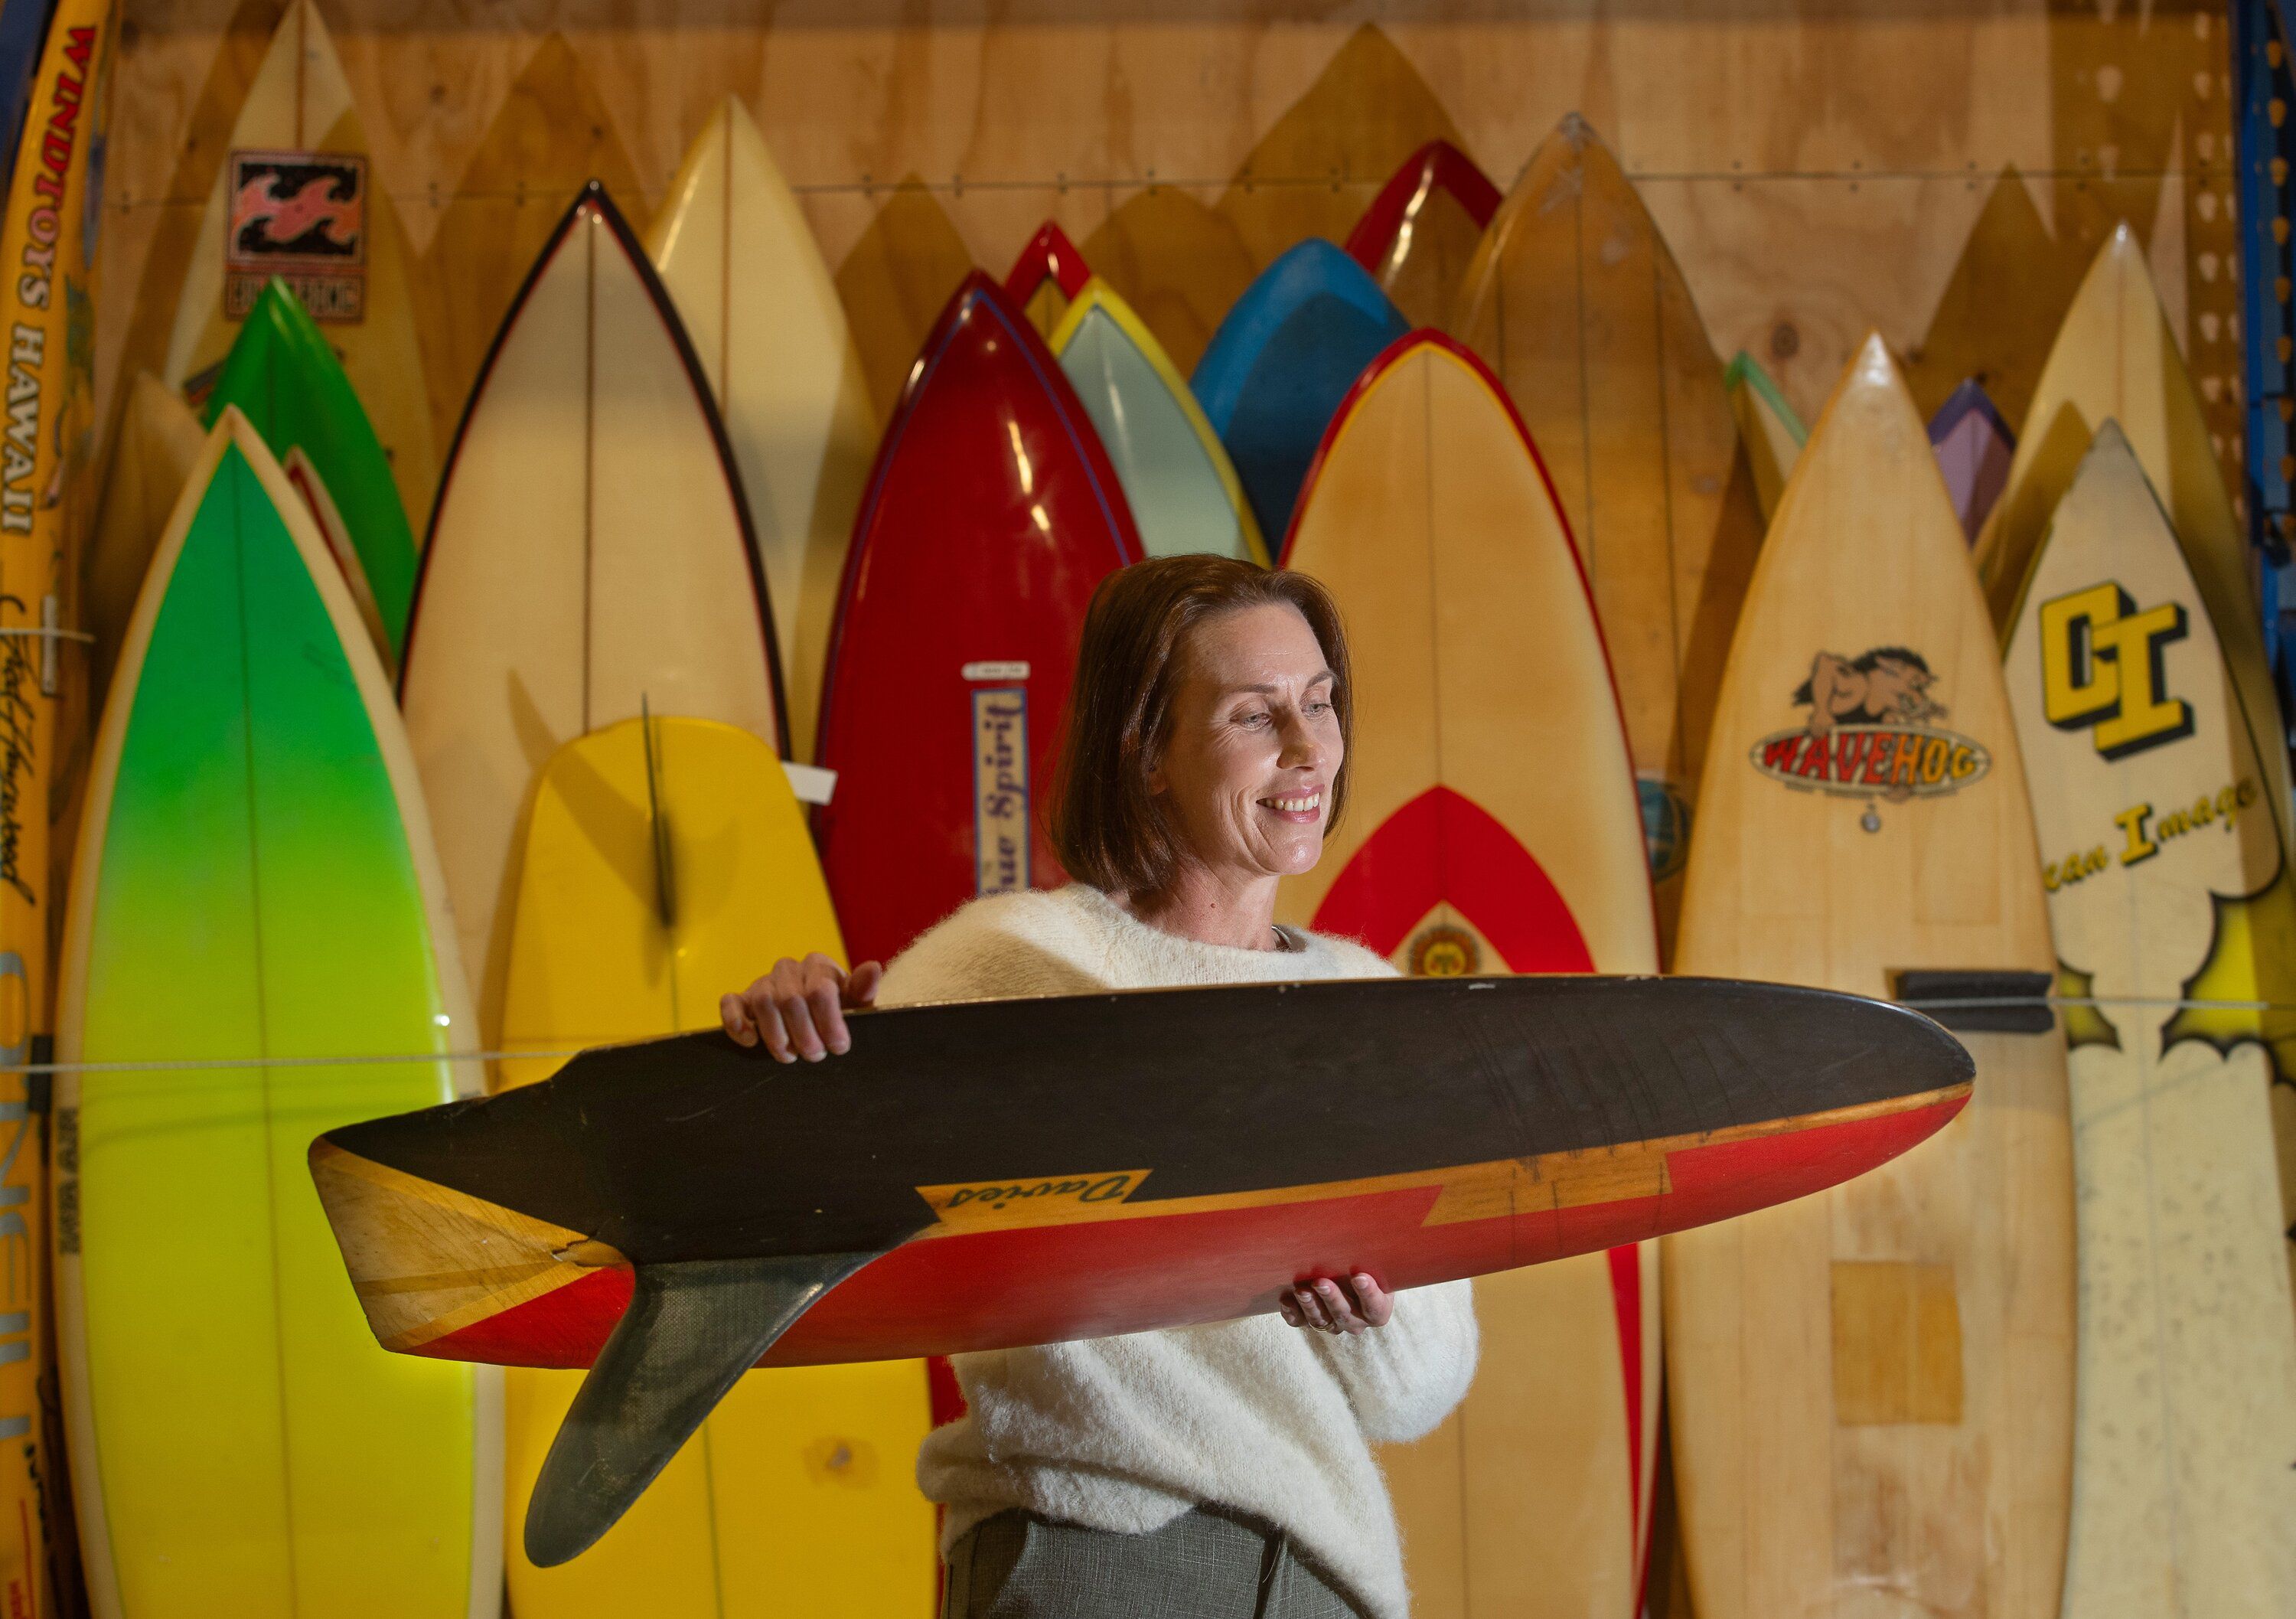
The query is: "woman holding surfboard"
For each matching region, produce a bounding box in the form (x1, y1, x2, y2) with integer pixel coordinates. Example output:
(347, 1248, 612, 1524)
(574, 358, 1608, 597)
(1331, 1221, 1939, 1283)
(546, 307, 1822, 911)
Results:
(722, 556, 1479, 1619)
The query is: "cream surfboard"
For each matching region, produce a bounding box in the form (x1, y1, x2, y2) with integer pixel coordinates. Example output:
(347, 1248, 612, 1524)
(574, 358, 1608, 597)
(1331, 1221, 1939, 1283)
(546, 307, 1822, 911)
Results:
(1453, 114, 1765, 959)
(1276, 333, 1659, 1619)
(497, 716, 937, 1618)
(2001, 423, 2296, 1619)
(645, 98, 877, 762)
(1972, 224, 2291, 827)
(1724, 351, 1805, 525)
(162, 0, 435, 544)
(86, 374, 204, 718)
(401, 183, 783, 1057)
(282, 446, 393, 672)
(1665, 336, 2075, 1619)
(57, 408, 499, 1619)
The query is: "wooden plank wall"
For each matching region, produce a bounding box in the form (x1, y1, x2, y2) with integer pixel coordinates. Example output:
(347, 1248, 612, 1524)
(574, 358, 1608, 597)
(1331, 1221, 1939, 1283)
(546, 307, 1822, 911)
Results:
(93, 0, 2243, 542)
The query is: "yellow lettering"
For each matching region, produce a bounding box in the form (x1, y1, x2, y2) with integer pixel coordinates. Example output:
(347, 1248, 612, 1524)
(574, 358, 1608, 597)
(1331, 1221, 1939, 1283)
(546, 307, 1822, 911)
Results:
(2039, 580, 2196, 760)
(2117, 802, 2159, 865)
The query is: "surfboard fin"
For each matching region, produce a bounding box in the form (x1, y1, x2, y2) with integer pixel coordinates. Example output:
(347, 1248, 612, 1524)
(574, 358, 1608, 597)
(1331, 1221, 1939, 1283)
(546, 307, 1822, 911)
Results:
(523, 1250, 882, 1566)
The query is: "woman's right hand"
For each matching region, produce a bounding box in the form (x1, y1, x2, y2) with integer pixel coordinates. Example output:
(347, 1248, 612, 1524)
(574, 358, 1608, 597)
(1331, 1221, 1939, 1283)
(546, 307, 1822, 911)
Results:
(720, 954, 884, 1063)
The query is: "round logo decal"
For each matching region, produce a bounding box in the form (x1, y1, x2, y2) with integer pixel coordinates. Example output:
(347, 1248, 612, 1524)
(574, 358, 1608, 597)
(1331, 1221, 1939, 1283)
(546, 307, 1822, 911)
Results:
(1408, 924, 1480, 978)
(1637, 774, 1690, 884)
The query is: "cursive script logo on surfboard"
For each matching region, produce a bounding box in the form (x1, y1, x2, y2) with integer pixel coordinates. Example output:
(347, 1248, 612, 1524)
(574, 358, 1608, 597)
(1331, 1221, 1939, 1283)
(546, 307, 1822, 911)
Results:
(917, 1170, 1151, 1229)
(1751, 646, 1990, 800)
(225, 150, 367, 322)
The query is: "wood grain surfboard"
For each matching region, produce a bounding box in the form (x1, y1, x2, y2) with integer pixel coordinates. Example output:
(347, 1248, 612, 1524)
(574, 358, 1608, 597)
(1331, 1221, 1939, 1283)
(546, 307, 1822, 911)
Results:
(497, 716, 937, 1619)
(161, 0, 436, 546)
(2000, 424, 2296, 1618)
(645, 98, 879, 764)
(1453, 114, 1765, 961)
(1665, 335, 2075, 1619)
(400, 182, 782, 1055)
(1275, 331, 1658, 1619)
(1724, 351, 1805, 526)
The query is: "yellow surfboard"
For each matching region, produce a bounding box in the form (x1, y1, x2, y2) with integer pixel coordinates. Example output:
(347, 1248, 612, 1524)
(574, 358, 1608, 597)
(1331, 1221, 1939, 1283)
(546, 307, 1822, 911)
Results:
(161, 0, 435, 540)
(497, 714, 936, 1617)
(1276, 334, 1658, 1619)
(1973, 224, 2290, 824)
(2001, 423, 2296, 1617)
(1453, 114, 1764, 959)
(646, 99, 878, 762)
(1665, 336, 2075, 1619)
(1, 5, 113, 1611)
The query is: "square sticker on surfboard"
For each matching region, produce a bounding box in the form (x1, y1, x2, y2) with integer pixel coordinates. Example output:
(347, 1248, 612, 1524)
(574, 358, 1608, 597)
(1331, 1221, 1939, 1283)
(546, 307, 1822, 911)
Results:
(225, 149, 367, 322)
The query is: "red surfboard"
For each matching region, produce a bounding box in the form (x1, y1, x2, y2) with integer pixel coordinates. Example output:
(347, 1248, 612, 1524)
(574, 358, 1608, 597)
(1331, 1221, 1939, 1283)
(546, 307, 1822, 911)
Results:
(815, 272, 1141, 966)
(1003, 217, 1091, 331)
(1342, 140, 1502, 331)
(1276, 331, 1661, 1619)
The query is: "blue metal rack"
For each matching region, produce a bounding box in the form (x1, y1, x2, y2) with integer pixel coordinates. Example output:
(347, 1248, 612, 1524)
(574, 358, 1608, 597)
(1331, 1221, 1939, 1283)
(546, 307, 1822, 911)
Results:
(2236, 0, 2296, 760)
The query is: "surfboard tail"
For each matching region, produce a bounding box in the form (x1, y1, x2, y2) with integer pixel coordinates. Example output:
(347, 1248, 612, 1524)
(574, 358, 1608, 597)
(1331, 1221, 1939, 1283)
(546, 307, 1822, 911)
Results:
(307, 1137, 619, 1357)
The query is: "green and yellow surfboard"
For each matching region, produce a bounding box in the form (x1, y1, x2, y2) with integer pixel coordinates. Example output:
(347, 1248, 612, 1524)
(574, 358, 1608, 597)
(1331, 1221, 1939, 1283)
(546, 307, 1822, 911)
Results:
(54, 408, 499, 1619)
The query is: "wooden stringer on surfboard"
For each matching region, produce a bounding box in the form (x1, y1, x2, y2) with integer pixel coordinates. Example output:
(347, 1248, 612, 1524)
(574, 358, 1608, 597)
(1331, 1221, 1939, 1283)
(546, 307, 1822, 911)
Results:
(1276, 331, 1660, 1619)
(1453, 114, 1765, 965)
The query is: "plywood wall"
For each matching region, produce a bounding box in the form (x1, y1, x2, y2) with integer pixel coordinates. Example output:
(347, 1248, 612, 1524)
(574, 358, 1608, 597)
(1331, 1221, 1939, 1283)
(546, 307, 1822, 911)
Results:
(93, 0, 2244, 537)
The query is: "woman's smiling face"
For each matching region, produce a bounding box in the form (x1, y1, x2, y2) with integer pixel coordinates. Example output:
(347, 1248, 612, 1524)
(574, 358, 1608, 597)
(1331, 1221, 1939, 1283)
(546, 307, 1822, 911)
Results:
(1149, 602, 1343, 886)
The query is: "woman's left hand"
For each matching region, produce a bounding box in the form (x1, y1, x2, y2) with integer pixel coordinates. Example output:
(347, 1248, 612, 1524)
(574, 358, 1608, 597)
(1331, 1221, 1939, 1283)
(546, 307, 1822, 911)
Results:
(1280, 1271, 1392, 1336)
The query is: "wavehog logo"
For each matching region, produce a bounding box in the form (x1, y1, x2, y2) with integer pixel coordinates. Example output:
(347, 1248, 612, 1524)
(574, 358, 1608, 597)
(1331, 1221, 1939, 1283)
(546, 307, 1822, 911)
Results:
(1751, 646, 1990, 800)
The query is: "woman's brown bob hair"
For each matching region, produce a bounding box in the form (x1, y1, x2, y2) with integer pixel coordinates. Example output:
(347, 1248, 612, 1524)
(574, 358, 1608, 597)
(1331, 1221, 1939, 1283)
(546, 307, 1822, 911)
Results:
(1048, 555, 1352, 898)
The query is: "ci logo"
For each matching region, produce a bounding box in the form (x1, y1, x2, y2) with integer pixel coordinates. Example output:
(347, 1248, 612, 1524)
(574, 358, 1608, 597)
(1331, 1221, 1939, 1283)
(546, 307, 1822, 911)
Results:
(2039, 582, 2194, 760)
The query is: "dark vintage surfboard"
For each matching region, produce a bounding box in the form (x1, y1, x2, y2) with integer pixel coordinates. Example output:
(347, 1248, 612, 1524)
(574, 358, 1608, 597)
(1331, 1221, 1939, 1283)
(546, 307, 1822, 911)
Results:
(308, 974, 1971, 1568)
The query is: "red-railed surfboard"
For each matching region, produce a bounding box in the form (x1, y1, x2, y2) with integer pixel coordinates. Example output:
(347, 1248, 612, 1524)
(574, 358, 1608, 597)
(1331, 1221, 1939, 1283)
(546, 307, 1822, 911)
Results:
(814, 272, 1140, 966)
(1003, 218, 1092, 336)
(1274, 331, 1660, 1619)
(307, 974, 1972, 1568)
(1343, 140, 1502, 331)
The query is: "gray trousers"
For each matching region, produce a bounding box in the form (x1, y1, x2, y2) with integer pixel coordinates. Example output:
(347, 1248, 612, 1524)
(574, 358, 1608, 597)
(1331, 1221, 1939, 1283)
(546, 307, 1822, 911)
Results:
(941, 1508, 1369, 1619)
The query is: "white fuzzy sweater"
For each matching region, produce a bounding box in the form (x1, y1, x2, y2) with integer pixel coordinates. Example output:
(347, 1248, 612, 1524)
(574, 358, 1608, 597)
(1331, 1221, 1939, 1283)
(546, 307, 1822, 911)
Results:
(878, 883, 1479, 1619)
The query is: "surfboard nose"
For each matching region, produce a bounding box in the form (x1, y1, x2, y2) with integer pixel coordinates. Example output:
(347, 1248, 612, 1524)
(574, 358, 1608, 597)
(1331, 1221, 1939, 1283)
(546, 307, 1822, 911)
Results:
(308, 1136, 621, 1356)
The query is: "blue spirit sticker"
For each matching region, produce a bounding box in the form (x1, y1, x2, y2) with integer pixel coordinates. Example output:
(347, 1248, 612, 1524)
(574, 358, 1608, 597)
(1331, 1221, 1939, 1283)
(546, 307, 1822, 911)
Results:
(974, 686, 1028, 893)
